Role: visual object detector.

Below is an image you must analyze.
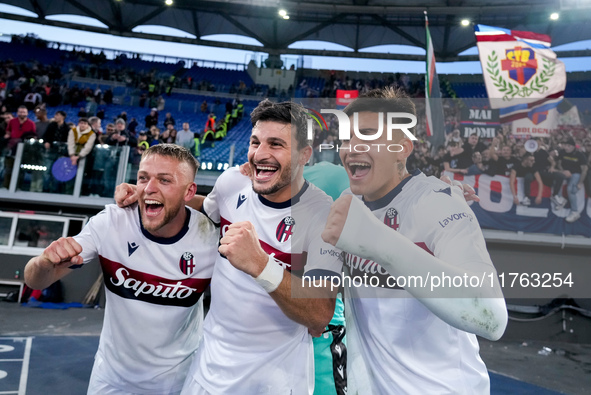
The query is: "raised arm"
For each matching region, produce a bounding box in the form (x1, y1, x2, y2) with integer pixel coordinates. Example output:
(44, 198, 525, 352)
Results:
(25, 237, 83, 290)
(322, 195, 507, 341)
(489, 138, 500, 161)
(219, 221, 337, 335)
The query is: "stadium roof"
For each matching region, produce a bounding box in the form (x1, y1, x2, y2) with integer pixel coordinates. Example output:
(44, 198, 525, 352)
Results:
(2, 0, 591, 61)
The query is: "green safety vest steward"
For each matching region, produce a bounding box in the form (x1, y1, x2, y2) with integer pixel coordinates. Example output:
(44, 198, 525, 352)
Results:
(215, 122, 228, 139)
(201, 129, 215, 143)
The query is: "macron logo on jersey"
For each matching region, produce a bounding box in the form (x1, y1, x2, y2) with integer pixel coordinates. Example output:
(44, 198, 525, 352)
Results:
(434, 187, 452, 196)
(127, 241, 139, 256)
(236, 194, 247, 209)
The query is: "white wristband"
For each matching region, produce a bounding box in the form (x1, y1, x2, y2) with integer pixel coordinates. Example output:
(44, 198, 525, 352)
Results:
(254, 255, 284, 293)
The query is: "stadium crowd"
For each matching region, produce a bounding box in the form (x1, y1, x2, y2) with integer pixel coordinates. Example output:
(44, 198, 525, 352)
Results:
(310, 103, 590, 222)
(1, 34, 590, 222)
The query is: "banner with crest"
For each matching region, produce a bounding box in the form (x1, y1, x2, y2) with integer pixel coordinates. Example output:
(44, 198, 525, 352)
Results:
(475, 24, 566, 124)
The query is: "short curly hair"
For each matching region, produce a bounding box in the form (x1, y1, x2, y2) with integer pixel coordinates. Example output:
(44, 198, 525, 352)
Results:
(250, 99, 309, 150)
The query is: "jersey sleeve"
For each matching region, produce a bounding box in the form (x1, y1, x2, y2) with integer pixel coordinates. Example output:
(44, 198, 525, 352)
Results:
(416, 185, 495, 273)
(302, 202, 343, 279)
(202, 184, 221, 224)
(192, 209, 220, 277)
(202, 168, 245, 224)
(72, 207, 112, 266)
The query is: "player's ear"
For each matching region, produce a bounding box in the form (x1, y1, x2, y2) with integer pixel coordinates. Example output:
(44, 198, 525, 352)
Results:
(397, 138, 414, 159)
(184, 182, 197, 202)
(298, 145, 312, 165)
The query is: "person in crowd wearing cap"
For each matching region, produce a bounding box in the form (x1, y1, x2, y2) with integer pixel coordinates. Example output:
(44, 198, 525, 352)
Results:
(106, 118, 136, 147)
(557, 137, 588, 223)
(145, 108, 158, 129)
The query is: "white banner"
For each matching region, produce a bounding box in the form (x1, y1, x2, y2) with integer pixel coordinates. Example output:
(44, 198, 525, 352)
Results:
(475, 25, 566, 121)
(511, 100, 561, 137)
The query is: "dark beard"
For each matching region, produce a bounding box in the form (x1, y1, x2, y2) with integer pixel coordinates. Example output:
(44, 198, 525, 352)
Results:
(252, 180, 290, 196)
(250, 163, 292, 197)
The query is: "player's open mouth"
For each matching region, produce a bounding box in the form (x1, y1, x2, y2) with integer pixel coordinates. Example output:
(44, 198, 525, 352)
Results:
(347, 161, 371, 179)
(254, 164, 279, 181)
(144, 199, 164, 217)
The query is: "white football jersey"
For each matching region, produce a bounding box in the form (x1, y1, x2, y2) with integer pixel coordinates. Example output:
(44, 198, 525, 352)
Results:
(190, 168, 342, 395)
(74, 204, 219, 394)
(343, 170, 492, 395)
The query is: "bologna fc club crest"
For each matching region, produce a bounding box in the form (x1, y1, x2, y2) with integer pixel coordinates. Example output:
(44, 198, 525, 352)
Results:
(179, 252, 196, 275)
(276, 216, 295, 243)
(384, 207, 399, 231)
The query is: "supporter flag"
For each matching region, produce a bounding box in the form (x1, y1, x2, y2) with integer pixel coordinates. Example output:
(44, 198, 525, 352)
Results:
(475, 24, 566, 123)
(424, 12, 445, 150)
(511, 100, 560, 137)
(557, 99, 582, 126)
(512, 98, 583, 138)
(336, 89, 358, 108)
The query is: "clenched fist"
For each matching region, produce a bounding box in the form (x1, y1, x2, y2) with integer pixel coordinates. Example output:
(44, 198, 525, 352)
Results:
(40, 237, 84, 269)
(321, 194, 353, 247)
(219, 221, 269, 277)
